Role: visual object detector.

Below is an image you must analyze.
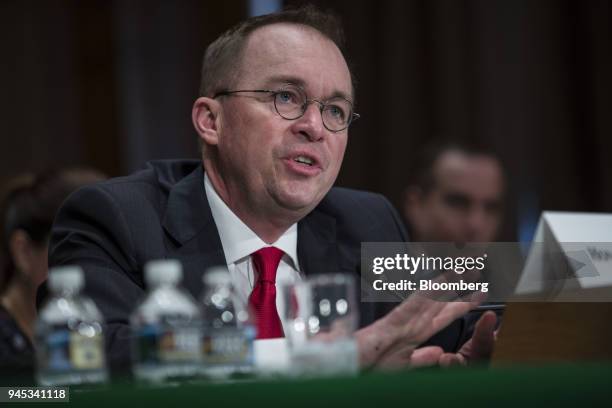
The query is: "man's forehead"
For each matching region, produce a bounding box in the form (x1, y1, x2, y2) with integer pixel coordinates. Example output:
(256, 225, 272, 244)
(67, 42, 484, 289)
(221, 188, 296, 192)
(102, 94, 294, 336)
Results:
(437, 152, 500, 176)
(245, 22, 330, 51)
(435, 152, 503, 192)
(239, 23, 353, 99)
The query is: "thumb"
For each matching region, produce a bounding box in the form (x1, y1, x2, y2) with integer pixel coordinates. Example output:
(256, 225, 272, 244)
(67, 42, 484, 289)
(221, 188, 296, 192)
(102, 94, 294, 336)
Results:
(439, 352, 466, 367)
(468, 310, 497, 360)
(410, 346, 444, 368)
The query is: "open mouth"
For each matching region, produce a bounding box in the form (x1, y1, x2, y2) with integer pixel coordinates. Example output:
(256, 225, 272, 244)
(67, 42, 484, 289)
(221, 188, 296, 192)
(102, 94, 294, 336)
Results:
(283, 152, 322, 176)
(293, 155, 315, 166)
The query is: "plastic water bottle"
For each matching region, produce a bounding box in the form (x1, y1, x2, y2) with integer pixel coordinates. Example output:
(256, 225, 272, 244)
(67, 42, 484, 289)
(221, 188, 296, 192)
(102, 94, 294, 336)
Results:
(35, 266, 108, 386)
(200, 267, 255, 379)
(130, 259, 203, 382)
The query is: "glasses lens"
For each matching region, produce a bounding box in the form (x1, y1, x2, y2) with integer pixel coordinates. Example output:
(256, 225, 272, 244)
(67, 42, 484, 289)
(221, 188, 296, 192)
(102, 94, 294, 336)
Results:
(322, 98, 353, 131)
(273, 84, 355, 132)
(274, 85, 306, 120)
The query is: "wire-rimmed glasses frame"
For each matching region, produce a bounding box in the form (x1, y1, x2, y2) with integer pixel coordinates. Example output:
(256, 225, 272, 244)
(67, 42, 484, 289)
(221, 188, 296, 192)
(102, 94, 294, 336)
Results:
(213, 84, 360, 132)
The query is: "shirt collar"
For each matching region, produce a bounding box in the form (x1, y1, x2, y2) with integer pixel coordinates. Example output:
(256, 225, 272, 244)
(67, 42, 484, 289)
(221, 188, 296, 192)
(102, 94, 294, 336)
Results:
(204, 173, 299, 269)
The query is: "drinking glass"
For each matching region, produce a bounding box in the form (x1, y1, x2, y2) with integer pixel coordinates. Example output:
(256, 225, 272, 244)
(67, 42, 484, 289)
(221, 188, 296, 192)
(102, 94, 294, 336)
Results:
(280, 273, 359, 376)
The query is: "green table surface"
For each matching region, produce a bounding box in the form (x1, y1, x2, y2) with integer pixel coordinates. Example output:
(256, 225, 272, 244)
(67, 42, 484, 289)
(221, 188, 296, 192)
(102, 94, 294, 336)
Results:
(38, 363, 608, 407)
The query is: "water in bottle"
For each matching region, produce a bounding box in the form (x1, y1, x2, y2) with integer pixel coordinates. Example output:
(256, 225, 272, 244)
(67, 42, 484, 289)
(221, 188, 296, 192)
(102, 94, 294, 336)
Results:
(130, 259, 203, 383)
(35, 266, 108, 386)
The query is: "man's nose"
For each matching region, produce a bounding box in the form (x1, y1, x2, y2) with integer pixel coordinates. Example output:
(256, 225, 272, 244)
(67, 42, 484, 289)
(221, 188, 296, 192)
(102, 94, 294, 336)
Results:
(293, 102, 326, 142)
(466, 208, 488, 238)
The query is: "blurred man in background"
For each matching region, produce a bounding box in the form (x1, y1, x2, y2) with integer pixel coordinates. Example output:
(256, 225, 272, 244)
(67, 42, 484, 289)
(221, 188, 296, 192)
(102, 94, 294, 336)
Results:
(402, 142, 506, 360)
(403, 142, 505, 243)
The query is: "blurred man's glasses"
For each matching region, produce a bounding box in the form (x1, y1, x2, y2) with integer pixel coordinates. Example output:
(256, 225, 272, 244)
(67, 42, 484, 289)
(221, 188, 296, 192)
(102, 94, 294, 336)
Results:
(213, 83, 360, 132)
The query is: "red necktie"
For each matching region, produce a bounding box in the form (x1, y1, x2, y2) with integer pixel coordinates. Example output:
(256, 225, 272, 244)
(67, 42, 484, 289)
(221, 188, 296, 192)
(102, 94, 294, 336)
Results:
(249, 247, 284, 339)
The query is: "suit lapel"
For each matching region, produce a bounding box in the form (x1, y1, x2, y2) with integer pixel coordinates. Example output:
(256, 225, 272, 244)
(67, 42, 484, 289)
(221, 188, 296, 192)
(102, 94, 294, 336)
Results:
(297, 209, 339, 276)
(162, 164, 215, 246)
(161, 165, 227, 295)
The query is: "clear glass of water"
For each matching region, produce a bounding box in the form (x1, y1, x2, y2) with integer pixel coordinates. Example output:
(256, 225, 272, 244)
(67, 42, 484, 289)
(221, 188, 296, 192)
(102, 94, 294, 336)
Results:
(280, 273, 359, 376)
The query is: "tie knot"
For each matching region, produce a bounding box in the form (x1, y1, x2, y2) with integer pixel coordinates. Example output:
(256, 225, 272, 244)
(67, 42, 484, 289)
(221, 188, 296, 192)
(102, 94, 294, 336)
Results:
(252, 247, 284, 283)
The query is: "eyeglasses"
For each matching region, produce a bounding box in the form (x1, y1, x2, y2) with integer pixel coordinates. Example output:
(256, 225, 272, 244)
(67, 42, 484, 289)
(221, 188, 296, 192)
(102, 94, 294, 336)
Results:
(213, 83, 360, 132)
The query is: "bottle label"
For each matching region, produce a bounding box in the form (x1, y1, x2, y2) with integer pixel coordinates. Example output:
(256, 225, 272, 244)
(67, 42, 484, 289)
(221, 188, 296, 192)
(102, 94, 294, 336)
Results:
(70, 332, 104, 369)
(42, 329, 105, 372)
(202, 326, 255, 365)
(135, 325, 202, 363)
(159, 327, 201, 362)
(44, 330, 71, 372)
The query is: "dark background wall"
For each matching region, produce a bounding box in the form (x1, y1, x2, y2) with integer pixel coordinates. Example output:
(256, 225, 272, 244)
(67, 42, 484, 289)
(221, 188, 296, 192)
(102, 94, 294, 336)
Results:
(1, 0, 611, 241)
(0, 0, 246, 177)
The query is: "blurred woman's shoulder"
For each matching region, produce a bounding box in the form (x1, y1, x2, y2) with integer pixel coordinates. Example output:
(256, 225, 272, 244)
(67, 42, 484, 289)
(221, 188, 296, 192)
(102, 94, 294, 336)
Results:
(0, 303, 34, 371)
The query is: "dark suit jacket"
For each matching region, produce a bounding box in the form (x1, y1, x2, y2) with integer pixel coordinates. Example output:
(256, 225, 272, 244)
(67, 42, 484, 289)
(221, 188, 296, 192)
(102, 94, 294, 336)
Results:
(48, 160, 472, 369)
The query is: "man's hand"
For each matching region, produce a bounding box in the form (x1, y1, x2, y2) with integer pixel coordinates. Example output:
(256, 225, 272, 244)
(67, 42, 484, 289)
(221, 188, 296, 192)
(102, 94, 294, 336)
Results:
(438, 310, 498, 367)
(355, 291, 484, 368)
(376, 345, 445, 370)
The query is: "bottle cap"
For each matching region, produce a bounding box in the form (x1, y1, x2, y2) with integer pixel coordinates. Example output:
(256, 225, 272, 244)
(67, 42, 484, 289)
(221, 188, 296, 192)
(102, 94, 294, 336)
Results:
(203, 266, 231, 286)
(145, 259, 182, 286)
(48, 266, 84, 293)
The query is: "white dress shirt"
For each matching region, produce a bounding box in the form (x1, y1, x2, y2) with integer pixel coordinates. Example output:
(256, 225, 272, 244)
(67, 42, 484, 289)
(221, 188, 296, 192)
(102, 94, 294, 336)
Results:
(204, 174, 302, 322)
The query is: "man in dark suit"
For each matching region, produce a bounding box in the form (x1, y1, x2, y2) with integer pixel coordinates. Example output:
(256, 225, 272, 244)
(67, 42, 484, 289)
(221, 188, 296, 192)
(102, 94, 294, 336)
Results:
(49, 6, 494, 370)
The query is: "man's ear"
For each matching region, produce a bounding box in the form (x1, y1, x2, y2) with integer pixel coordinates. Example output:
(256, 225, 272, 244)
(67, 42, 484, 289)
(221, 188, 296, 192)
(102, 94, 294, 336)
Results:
(192, 97, 222, 146)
